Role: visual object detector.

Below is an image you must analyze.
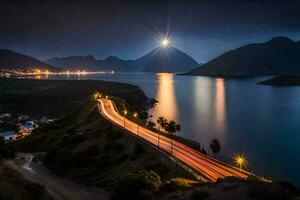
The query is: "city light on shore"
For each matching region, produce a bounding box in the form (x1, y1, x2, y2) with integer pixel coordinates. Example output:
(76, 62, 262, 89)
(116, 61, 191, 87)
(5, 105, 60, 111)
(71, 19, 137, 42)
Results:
(0, 69, 115, 78)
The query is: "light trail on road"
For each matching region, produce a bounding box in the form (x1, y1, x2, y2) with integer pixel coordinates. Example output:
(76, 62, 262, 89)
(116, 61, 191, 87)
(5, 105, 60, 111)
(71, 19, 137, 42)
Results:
(98, 98, 251, 182)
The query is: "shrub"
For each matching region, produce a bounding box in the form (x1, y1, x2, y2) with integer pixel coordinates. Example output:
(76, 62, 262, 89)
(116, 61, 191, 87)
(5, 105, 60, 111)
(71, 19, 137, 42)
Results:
(247, 183, 290, 200)
(112, 170, 161, 200)
(114, 142, 125, 152)
(191, 188, 210, 200)
(161, 178, 197, 192)
(69, 132, 84, 144)
(56, 148, 73, 170)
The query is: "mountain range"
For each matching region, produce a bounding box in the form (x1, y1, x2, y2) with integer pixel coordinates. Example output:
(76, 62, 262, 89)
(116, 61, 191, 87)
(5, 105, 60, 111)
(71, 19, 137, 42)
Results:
(45, 55, 136, 72)
(0, 49, 59, 71)
(45, 46, 198, 72)
(3, 36, 300, 76)
(185, 37, 300, 77)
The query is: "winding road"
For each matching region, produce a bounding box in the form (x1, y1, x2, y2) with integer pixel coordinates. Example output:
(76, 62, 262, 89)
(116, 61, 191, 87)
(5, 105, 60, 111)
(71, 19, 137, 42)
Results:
(98, 98, 252, 182)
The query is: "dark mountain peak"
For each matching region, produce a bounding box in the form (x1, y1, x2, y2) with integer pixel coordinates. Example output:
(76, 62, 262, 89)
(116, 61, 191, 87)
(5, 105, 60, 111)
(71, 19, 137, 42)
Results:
(185, 36, 300, 77)
(85, 55, 96, 60)
(104, 56, 122, 62)
(0, 49, 59, 71)
(139, 46, 199, 72)
(0, 49, 14, 53)
(268, 36, 295, 44)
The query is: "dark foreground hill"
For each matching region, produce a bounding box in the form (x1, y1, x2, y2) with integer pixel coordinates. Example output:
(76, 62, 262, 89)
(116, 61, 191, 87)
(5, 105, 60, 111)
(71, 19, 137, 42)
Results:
(0, 49, 59, 71)
(185, 37, 300, 77)
(0, 78, 148, 117)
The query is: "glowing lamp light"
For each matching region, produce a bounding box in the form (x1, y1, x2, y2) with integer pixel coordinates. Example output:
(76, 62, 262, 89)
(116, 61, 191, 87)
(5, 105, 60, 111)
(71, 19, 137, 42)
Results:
(233, 153, 247, 170)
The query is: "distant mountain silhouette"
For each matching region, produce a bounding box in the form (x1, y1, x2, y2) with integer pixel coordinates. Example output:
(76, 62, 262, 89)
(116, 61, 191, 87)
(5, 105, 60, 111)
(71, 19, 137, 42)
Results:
(45, 55, 134, 72)
(185, 37, 300, 77)
(98, 56, 135, 71)
(45, 46, 198, 72)
(45, 55, 99, 71)
(136, 46, 199, 72)
(0, 49, 59, 71)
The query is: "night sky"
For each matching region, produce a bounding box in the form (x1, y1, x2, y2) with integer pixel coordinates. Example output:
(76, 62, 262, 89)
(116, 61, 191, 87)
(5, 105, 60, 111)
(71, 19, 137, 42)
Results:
(1, 0, 300, 62)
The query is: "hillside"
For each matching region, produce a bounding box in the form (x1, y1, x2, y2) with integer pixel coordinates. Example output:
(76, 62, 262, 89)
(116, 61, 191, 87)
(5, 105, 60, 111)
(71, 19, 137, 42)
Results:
(0, 49, 59, 71)
(14, 100, 192, 190)
(136, 47, 199, 72)
(185, 37, 300, 77)
(0, 78, 148, 117)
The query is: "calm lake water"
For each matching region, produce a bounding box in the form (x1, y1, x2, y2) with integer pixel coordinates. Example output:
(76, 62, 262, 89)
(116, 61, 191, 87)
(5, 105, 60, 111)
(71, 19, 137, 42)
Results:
(27, 73, 300, 185)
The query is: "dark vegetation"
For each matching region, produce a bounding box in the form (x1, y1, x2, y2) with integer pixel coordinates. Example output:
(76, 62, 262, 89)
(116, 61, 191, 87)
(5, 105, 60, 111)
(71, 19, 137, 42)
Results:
(258, 75, 300, 86)
(210, 139, 221, 157)
(0, 78, 148, 117)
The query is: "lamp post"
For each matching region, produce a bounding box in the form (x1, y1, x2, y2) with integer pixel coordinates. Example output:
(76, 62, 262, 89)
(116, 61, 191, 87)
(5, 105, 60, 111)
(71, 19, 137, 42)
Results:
(123, 110, 127, 128)
(133, 112, 139, 136)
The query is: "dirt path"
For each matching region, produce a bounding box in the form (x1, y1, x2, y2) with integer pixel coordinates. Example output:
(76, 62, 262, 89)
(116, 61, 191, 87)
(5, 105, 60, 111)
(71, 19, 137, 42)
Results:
(5, 153, 110, 200)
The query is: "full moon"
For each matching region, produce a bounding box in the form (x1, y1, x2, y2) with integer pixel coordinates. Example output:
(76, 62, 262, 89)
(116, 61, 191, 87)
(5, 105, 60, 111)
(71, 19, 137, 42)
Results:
(161, 38, 170, 47)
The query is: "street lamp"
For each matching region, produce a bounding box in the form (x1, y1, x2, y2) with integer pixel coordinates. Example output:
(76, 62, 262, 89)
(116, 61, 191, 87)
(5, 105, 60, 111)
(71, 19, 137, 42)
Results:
(93, 92, 101, 100)
(233, 153, 247, 171)
(123, 110, 127, 127)
(133, 112, 139, 136)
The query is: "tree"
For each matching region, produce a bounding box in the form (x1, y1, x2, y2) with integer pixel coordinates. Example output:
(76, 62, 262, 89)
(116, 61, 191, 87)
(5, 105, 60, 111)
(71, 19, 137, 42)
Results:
(165, 120, 181, 155)
(210, 139, 221, 157)
(112, 170, 161, 200)
(156, 117, 168, 147)
(147, 121, 156, 129)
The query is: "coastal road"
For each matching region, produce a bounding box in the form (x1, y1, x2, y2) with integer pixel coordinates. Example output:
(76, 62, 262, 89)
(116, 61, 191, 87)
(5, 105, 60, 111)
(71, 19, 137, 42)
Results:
(98, 98, 252, 182)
